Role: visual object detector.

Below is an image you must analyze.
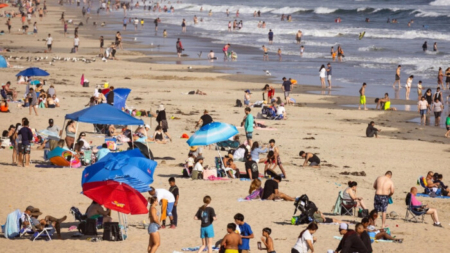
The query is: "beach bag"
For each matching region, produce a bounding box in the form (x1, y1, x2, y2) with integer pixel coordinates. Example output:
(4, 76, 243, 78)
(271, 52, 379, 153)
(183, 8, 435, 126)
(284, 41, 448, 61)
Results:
(84, 218, 98, 235)
(83, 81, 89, 87)
(236, 99, 243, 107)
(103, 222, 122, 241)
(358, 209, 369, 218)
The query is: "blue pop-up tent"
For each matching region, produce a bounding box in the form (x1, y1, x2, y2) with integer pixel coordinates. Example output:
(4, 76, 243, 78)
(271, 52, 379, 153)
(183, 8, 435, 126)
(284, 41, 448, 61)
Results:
(105, 88, 131, 110)
(65, 103, 143, 125)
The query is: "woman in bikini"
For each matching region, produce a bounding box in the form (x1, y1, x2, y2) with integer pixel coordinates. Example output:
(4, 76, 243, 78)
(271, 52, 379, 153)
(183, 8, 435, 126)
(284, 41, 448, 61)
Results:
(148, 197, 161, 253)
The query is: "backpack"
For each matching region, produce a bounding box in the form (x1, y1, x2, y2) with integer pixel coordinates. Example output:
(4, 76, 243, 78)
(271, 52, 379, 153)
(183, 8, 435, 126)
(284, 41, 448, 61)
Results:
(235, 99, 243, 107)
(83, 218, 98, 235)
(103, 222, 122, 241)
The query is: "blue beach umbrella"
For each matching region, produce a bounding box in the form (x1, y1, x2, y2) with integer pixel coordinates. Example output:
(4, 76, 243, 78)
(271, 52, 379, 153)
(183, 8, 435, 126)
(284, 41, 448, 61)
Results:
(15, 67, 50, 77)
(81, 149, 157, 193)
(0, 55, 7, 68)
(187, 122, 239, 146)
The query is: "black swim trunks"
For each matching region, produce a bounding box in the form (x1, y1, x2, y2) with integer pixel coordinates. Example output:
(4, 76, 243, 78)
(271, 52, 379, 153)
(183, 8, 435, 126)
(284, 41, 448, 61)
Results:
(395, 74, 400, 81)
(374, 194, 389, 212)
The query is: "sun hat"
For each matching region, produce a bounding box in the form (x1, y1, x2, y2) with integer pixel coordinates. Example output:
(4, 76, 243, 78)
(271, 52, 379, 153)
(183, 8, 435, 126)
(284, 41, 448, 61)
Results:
(145, 124, 150, 129)
(158, 104, 165, 111)
(190, 146, 198, 151)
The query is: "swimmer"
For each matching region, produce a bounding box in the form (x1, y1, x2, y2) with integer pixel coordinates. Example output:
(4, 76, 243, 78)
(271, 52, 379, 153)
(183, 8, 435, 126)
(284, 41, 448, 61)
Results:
(277, 48, 282, 61)
(358, 83, 367, 110)
(262, 21, 266, 28)
(163, 29, 167, 37)
(300, 46, 304, 56)
(296, 30, 302, 44)
(331, 46, 336, 61)
(228, 21, 231, 32)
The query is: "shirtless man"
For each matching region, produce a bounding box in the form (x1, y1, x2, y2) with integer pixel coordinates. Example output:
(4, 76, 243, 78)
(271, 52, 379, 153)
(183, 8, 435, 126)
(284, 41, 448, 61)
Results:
(373, 171, 394, 228)
(268, 139, 287, 178)
(296, 30, 302, 44)
(221, 223, 242, 253)
(85, 201, 112, 224)
(358, 83, 367, 110)
(393, 65, 401, 89)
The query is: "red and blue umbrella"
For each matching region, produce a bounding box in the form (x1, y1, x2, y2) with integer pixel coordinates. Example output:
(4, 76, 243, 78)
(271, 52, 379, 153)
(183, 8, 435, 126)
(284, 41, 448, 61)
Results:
(82, 149, 157, 192)
(82, 180, 148, 215)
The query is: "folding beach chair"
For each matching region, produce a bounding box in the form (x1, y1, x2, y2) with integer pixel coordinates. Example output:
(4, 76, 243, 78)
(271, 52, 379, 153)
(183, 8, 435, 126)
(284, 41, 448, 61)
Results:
(339, 191, 357, 216)
(31, 226, 54, 241)
(404, 193, 426, 223)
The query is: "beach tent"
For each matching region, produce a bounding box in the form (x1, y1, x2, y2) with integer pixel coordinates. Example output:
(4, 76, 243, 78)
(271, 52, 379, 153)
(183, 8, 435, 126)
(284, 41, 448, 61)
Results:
(15, 67, 49, 77)
(105, 88, 131, 110)
(0, 56, 7, 68)
(63, 104, 149, 166)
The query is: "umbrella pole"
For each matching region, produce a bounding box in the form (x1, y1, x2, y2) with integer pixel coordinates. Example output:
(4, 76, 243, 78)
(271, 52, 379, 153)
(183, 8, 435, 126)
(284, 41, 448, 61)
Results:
(130, 126, 134, 149)
(70, 122, 79, 168)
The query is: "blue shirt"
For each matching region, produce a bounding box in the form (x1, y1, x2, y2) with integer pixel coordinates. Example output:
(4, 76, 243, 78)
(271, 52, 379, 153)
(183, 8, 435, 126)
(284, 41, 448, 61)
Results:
(251, 147, 267, 161)
(238, 222, 253, 250)
(97, 148, 110, 161)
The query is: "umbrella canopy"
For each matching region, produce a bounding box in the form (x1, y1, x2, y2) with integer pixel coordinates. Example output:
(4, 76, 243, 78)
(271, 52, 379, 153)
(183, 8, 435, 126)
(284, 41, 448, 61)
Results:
(0, 3, 9, 9)
(187, 122, 238, 146)
(37, 129, 60, 140)
(82, 149, 157, 192)
(65, 103, 144, 125)
(16, 67, 50, 77)
(106, 88, 131, 110)
(83, 180, 148, 215)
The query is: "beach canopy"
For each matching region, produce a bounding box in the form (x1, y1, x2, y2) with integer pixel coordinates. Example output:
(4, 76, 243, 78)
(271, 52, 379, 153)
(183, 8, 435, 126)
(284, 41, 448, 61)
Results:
(65, 104, 144, 125)
(187, 122, 238, 146)
(15, 67, 49, 77)
(82, 149, 157, 192)
(106, 88, 131, 110)
(0, 56, 7, 68)
(83, 180, 148, 215)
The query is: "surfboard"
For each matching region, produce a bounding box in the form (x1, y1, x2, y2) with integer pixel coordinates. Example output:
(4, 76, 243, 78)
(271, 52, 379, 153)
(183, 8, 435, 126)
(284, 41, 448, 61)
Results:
(359, 31, 366, 40)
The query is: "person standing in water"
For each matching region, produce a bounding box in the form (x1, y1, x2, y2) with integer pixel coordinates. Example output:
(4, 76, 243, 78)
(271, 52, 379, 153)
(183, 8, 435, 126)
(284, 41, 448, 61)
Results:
(181, 19, 186, 32)
(417, 80, 423, 100)
(422, 41, 427, 52)
(176, 38, 183, 58)
(437, 67, 444, 89)
(277, 48, 282, 61)
(358, 83, 367, 110)
(326, 63, 332, 89)
(268, 29, 274, 45)
(433, 42, 438, 52)
(296, 30, 302, 44)
(393, 65, 401, 89)
(262, 45, 268, 61)
(405, 75, 413, 100)
(330, 46, 336, 61)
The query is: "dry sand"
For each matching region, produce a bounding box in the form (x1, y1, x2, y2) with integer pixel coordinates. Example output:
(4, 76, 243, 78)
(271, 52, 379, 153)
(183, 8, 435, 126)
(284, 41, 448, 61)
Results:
(1, 3, 450, 253)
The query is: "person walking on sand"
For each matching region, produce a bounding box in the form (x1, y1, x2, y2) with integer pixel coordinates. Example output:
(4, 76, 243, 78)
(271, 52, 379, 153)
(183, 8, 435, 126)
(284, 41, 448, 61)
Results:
(281, 77, 293, 105)
(393, 65, 401, 89)
(147, 197, 161, 253)
(373, 171, 394, 228)
(45, 33, 53, 53)
(176, 38, 183, 58)
(74, 35, 80, 53)
(194, 196, 216, 253)
(358, 83, 367, 110)
(262, 45, 268, 61)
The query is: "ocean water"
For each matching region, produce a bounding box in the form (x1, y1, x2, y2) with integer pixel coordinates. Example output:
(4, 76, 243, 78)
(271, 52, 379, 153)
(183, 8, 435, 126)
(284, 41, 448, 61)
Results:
(99, 0, 450, 99)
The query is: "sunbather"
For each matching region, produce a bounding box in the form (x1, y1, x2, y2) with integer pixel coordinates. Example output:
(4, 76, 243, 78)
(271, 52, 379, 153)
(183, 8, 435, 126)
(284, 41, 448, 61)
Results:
(313, 210, 345, 224)
(26, 208, 67, 239)
(361, 217, 403, 243)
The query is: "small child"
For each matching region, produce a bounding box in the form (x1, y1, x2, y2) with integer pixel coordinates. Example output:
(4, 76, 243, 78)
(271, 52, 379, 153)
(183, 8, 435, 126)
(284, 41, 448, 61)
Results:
(221, 223, 242, 252)
(277, 48, 282, 61)
(259, 227, 275, 253)
(300, 46, 304, 56)
(186, 153, 195, 174)
(163, 29, 167, 37)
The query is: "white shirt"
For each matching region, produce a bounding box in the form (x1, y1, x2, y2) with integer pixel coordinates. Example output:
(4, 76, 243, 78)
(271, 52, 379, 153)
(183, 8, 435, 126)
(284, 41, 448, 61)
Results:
(293, 230, 313, 253)
(433, 101, 443, 112)
(418, 100, 428, 110)
(186, 157, 194, 167)
(233, 148, 246, 160)
(47, 37, 53, 45)
(277, 106, 286, 116)
(134, 19, 138, 25)
(54, 97, 60, 103)
(194, 162, 204, 172)
(320, 68, 326, 78)
(74, 38, 80, 46)
(155, 189, 175, 203)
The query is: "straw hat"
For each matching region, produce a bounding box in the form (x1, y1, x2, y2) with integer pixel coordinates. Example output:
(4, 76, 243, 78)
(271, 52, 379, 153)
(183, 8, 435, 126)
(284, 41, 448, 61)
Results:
(158, 104, 165, 111)
(190, 146, 198, 151)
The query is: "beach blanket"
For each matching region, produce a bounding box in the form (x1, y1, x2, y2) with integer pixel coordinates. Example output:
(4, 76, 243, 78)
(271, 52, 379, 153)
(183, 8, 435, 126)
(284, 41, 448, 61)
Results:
(35, 164, 64, 168)
(206, 175, 228, 181)
(181, 246, 220, 251)
(4, 209, 22, 239)
(417, 193, 450, 199)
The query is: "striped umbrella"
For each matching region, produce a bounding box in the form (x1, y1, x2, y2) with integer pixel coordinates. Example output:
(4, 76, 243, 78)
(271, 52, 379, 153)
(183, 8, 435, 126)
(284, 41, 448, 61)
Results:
(186, 122, 238, 146)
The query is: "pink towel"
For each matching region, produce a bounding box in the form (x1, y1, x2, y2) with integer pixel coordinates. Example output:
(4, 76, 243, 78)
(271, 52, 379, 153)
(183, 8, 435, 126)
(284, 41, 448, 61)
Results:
(207, 175, 228, 181)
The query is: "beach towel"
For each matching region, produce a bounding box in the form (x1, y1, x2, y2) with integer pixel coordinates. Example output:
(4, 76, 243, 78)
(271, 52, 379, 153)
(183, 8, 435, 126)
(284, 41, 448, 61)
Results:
(181, 246, 220, 251)
(417, 193, 450, 199)
(245, 187, 263, 200)
(4, 209, 22, 239)
(206, 175, 228, 181)
(332, 191, 344, 215)
(160, 199, 168, 222)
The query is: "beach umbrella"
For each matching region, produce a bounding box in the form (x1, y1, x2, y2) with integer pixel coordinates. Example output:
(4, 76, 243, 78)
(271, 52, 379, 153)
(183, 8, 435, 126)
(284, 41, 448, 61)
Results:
(15, 67, 49, 77)
(82, 180, 148, 215)
(37, 129, 60, 140)
(187, 122, 238, 146)
(0, 4, 8, 9)
(0, 56, 7, 68)
(81, 149, 157, 192)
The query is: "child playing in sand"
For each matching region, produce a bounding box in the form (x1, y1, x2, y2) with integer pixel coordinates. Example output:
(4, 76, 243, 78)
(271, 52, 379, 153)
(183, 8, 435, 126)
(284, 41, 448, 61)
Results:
(221, 223, 242, 253)
(259, 227, 275, 253)
(194, 196, 216, 253)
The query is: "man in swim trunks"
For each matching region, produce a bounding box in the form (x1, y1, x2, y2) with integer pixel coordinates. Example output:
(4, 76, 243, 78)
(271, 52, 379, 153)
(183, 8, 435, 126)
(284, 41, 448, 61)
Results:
(393, 65, 401, 89)
(268, 29, 273, 45)
(373, 171, 394, 228)
(296, 30, 302, 44)
(221, 223, 241, 253)
(358, 83, 367, 110)
(262, 45, 268, 61)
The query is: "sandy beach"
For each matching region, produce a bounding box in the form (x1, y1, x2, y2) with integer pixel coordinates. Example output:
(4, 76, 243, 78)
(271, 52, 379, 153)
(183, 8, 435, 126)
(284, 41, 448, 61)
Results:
(1, 2, 450, 253)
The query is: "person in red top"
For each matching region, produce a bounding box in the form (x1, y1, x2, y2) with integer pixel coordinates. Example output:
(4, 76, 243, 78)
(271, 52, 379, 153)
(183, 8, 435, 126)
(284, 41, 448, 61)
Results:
(262, 84, 275, 104)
